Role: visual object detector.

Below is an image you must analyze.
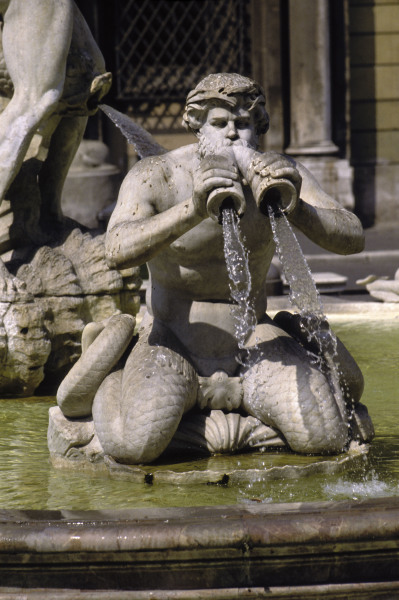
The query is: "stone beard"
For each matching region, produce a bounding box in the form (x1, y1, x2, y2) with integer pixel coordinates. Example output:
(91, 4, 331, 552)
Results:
(197, 133, 253, 159)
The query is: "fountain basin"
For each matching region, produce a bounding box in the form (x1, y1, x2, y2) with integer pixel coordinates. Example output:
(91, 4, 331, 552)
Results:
(0, 299, 398, 596)
(1, 300, 398, 506)
(1, 498, 399, 596)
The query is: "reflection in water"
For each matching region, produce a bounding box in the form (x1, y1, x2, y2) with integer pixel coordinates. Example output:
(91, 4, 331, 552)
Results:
(0, 320, 397, 509)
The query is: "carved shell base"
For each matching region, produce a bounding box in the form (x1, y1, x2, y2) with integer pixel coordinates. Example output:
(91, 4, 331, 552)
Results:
(48, 406, 286, 467)
(169, 410, 286, 455)
(48, 404, 370, 486)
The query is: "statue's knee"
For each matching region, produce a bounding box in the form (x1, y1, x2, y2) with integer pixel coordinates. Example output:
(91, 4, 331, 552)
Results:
(289, 421, 349, 455)
(35, 88, 62, 119)
(113, 438, 164, 465)
(81, 321, 105, 353)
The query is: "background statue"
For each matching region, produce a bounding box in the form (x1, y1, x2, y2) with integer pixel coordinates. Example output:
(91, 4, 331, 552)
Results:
(0, 0, 140, 396)
(358, 269, 399, 302)
(0, 0, 111, 260)
(50, 73, 374, 467)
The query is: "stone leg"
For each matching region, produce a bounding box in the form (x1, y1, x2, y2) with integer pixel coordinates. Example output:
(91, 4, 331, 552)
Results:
(39, 114, 88, 225)
(240, 318, 350, 454)
(57, 314, 136, 418)
(92, 320, 199, 464)
(273, 311, 374, 444)
(0, 0, 74, 202)
(273, 310, 364, 403)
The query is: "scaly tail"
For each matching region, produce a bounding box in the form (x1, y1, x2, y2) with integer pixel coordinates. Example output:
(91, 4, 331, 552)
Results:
(57, 314, 135, 417)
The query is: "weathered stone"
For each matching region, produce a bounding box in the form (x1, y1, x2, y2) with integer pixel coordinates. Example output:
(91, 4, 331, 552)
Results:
(0, 2, 133, 396)
(16, 245, 81, 296)
(0, 228, 141, 395)
(60, 229, 123, 295)
(53, 73, 371, 468)
(170, 410, 286, 455)
(0, 299, 51, 396)
(352, 402, 375, 443)
(1, 498, 399, 592)
(0, 224, 141, 392)
(39, 295, 86, 379)
(48, 414, 369, 484)
(48, 405, 104, 463)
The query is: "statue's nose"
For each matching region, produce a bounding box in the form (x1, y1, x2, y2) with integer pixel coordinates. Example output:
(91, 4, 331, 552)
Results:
(226, 124, 238, 140)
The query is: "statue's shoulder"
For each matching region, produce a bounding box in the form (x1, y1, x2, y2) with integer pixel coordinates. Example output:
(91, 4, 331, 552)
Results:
(163, 144, 198, 170)
(130, 144, 197, 178)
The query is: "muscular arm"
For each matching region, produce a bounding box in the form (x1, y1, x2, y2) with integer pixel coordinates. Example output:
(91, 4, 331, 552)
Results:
(105, 160, 202, 269)
(106, 149, 240, 270)
(288, 161, 364, 255)
(238, 151, 364, 255)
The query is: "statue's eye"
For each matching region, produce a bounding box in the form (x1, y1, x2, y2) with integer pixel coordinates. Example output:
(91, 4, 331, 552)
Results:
(211, 120, 227, 128)
(236, 120, 249, 129)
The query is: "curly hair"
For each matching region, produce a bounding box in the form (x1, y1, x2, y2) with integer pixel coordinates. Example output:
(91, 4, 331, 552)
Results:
(182, 73, 269, 136)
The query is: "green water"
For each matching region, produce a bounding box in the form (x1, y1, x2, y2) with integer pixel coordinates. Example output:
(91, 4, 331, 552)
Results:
(0, 318, 398, 509)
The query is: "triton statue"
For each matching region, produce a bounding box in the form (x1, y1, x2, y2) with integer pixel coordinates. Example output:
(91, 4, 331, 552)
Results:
(52, 73, 374, 466)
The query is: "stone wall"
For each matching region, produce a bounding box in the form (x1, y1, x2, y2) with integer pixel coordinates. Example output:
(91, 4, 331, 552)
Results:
(349, 0, 399, 225)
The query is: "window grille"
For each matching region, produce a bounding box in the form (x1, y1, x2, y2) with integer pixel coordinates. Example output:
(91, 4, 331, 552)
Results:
(114, 0, 251, 108)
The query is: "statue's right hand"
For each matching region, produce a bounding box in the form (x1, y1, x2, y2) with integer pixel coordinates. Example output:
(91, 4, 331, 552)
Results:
(192, 156, 239, 218)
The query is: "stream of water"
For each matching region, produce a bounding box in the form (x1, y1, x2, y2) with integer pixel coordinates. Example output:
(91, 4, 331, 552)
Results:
(222, 202, 348, 424)
(100, 104, 167, 159)
(0, 180, 395, 509)
(222, 207, 256, 363)
(0, 206, 397, 507)
(267, 206, 349, 421)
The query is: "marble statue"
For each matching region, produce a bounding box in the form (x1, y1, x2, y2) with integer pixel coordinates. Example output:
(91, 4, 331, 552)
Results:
(0, 0, 141, 395)
(49, 73, 374, 467)
(0, 0, 111, 245)
(358, 270, 399, 302)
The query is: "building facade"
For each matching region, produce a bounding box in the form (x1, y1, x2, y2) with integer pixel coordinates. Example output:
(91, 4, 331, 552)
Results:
(79, 0, 399, 227)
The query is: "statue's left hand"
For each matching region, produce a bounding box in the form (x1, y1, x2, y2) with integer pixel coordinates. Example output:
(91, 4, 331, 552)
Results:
(252, 152, 302, 196)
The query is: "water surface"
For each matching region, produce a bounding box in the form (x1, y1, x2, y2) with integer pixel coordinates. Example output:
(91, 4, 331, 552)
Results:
(0, 318, 397, 509)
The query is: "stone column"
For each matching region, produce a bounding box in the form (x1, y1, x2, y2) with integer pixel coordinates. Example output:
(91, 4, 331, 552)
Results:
(250, 0, 284, 152)
(285, 0, 354, 209)
(286, 0, 338, 155)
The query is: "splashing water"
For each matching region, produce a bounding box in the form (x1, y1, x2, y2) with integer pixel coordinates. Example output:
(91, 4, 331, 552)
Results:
(222, 207, 256, 363)
(324, 475, 397, 501)
(268, 206, 351, 422)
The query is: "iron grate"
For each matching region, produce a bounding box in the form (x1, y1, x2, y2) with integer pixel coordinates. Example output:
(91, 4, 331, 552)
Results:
(114, 0, 251, 105)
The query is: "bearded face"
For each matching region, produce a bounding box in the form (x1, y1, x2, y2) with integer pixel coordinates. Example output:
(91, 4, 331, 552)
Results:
(197, 106, 259, 158)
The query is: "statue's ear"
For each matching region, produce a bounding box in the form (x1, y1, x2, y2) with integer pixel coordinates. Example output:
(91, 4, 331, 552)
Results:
(182, 105, 204, 135)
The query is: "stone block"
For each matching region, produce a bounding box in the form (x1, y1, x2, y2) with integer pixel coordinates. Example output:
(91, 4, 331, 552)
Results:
(48, 405, 104, 464)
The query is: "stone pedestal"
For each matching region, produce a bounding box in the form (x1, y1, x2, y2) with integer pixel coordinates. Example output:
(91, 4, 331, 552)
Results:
(61, 140, 121, 229)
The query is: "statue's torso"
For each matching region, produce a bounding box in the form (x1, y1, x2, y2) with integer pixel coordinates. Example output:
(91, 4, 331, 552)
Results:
(145, 145, 276, 365)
